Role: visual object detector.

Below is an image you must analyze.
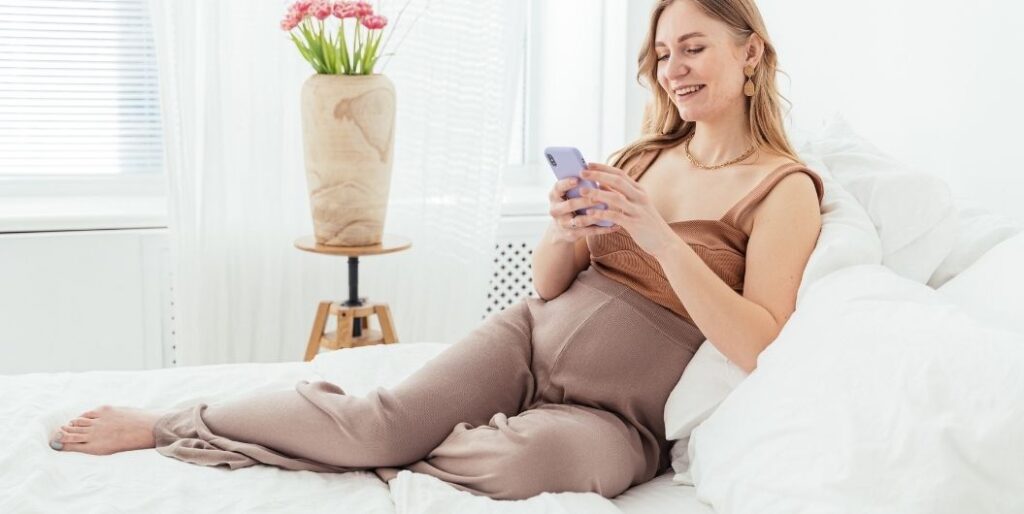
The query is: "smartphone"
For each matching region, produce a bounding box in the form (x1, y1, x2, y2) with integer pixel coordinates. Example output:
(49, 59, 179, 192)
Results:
(543, 146, 614, 227)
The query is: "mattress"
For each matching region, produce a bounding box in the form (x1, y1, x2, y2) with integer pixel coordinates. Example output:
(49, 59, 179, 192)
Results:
(0, 342, 716, 513)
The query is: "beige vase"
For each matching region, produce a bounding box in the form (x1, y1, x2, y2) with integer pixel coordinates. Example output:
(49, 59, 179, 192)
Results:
(300, 73, 396, 246)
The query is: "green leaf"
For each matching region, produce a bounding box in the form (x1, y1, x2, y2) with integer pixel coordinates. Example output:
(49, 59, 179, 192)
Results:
(363, 31, 381, 74)
(338, 25, 351, 74)
(290, 33, 312, 62)
(323, 33, 335, 74)
(300, 21, 327, 71)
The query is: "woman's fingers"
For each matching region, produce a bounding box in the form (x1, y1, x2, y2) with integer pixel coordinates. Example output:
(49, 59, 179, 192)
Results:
(581, 166, 642, 202)
(579, 187, 626, 213)
(549, 196, 600, 218)
(561, 212, 618, 231)
(548, 178, 580, 202)
(575, 224, 621, 236)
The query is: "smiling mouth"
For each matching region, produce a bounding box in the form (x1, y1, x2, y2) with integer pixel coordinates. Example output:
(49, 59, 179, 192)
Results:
(674, 84, 705, 100)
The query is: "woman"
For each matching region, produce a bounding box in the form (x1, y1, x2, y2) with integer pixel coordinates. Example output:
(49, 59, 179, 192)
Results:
(49, 0, 823, 501)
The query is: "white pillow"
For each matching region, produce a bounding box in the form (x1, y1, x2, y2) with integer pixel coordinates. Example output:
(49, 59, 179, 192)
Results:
(937, 232, 1024, 335)
(664, 340, 747, 486)
(688, 265, 1024, 514)
(663, 155, 882, 484)
(794, 153, 883, 303)
(928, 204, 1023, 288)
(799, 114, 957, 284)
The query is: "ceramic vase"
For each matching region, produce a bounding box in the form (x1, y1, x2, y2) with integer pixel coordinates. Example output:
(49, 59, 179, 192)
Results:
(300, 73, 396, 246)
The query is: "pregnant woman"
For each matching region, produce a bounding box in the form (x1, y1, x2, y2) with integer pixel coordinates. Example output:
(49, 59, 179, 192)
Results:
(50, 0, 824, 501)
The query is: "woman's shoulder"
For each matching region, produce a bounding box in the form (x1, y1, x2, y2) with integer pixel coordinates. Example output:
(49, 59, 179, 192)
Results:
(751, 150, 819, 182)
(752, 153, 824, 205)
(735, 151, 823, 213)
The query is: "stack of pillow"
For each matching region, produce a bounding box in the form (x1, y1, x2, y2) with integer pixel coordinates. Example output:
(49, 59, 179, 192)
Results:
(663, 114, 1023, 489)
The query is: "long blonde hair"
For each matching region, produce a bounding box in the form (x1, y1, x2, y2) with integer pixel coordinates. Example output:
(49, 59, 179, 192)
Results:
(608, 0, 799, 169)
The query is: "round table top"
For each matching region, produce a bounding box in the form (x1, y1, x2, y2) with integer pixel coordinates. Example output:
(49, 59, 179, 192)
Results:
(294, 234, 412, 257)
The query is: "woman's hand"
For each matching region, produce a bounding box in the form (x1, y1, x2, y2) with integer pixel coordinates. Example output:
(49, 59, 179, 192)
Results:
(547, 177, 622, 243)
(579, 163, 678, 256)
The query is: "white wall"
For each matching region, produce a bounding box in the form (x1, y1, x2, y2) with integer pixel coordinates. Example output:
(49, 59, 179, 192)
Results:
(0, 230, 172, 373)
(623, 0, 1024, 222)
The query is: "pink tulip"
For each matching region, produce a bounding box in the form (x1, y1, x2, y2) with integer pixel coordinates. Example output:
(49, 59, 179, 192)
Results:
(311, 0, 332, 20)
(280, 9, 303, 31)
(290, 0, 313, 15)
(332, 1, 358, 19)
(361, 14, 387, 30)
(353, 1, 374, 18)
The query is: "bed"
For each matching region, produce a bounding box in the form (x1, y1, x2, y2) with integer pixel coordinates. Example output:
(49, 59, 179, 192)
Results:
(5, 116, 1024, 513)
(1, 342, 712, 513)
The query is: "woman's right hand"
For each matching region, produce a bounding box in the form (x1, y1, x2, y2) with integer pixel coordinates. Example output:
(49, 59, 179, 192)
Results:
(548, 178, 621, 243)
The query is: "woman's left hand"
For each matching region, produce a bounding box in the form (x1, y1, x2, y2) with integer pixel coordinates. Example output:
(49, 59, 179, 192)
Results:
(579, 163, 679, 257)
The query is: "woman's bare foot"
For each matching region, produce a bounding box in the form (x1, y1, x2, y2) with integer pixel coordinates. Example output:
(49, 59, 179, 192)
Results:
(49, 405, 165, 455)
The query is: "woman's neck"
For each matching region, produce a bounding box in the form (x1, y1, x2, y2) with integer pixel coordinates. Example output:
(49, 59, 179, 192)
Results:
(686, 103, 754, 166)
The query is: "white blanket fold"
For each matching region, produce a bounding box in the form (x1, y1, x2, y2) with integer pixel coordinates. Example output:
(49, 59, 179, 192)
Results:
(689, 265, 1024, 514)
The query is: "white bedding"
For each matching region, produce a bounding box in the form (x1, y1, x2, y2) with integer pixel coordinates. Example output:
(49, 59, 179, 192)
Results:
(688, 265, 1024, 514)
(0, 342, 712, 513)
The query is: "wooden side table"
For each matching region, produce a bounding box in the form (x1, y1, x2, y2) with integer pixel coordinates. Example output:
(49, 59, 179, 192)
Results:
(294, 234, 412, 361)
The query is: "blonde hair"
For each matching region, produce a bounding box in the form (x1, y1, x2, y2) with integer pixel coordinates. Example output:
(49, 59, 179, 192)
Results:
(608, 0, 800, 169)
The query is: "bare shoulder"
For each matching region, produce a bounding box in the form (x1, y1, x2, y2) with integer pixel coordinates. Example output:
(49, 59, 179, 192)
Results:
(749, 152, 821, 228)
(751, 149, 816, 193)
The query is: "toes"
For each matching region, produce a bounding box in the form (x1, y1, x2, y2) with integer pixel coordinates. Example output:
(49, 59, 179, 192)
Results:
(62, 425, 89, 434)
(59, 441, 89, 453)
(49, 429, 64, 450)
(58, 429, 88, 444)
(72, 417, 94, 427)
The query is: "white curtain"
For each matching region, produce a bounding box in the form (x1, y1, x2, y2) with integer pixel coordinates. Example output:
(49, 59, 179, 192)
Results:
(149, 0, 525, 365)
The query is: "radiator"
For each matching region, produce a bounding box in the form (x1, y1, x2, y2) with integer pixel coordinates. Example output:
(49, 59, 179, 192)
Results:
(483, 185, 551, 319)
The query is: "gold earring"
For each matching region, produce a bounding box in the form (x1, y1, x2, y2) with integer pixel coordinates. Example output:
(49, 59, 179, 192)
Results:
(743, 65, 755, 97)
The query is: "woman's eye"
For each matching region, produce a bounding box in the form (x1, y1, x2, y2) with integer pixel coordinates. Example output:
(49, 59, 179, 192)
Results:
(686, 47, 705, 55)
(656, 54, 668, 62)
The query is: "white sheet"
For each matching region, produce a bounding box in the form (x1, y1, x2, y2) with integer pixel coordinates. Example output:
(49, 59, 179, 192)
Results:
(1, 342, 709, 513)
(613, 472, 714, 514)
(688, 265, 1024, 514)
(1, 361, 394, 513)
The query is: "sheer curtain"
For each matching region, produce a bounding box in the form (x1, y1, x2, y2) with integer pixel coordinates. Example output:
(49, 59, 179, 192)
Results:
(149, 0, 525, 365)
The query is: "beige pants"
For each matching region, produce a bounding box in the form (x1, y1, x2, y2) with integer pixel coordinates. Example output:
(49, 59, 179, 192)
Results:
(152, 268, 704, 500)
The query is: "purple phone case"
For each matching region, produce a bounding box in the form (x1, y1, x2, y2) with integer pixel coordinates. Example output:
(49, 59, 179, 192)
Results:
(543, 146, 614, 227)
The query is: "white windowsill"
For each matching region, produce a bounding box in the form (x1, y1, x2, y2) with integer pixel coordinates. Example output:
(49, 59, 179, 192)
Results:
(0, 174, 168, 233)
(501, 162, 555, 217)
(500, 184, 550, 217)
(0, 195, 168, 233)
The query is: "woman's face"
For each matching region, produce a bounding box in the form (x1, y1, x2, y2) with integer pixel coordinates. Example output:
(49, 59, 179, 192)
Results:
(654, 0, 750, 122)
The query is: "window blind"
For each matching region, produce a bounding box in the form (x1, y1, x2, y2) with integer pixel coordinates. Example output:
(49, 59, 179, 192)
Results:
(0, 0, 163, 176)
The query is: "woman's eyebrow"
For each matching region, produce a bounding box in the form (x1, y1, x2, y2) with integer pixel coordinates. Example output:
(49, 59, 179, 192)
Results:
(654, 32, 706, 47)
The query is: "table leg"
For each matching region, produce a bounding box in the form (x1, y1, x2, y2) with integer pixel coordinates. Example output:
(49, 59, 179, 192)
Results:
(304, 301, 332, 361)
(344, 256, 363, 338)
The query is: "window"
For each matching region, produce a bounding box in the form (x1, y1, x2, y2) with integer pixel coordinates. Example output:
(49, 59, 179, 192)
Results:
(0, 0, 163, 179)
(0, 0, 166, 231)
(505, 0, 630, 187)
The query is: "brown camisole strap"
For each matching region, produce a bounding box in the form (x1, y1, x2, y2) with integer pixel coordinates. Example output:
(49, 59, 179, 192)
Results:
(719, 163, 825, 229)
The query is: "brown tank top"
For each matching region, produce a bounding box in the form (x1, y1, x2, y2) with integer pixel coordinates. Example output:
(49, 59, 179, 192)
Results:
(586, 148, 825, 326)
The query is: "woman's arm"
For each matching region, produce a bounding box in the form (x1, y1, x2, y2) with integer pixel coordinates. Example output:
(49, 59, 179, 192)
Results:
(651, 173, 822, 372)
(533, 174, 618, 301)
(531, 222, 590, 301)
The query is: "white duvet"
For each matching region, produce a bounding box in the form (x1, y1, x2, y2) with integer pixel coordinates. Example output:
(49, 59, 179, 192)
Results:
(688, 265, 1024, 514)
(0, 343, 630, 513)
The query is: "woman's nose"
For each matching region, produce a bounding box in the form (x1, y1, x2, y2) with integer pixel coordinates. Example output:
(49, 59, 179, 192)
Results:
(665, 55, 688, 75)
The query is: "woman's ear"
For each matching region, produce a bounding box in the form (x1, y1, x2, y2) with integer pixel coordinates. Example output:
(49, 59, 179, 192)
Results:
(744, 33, 764, 67)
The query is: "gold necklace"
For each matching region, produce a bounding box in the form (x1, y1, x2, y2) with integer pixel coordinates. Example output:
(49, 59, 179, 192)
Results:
(684, 135, 756, 170)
